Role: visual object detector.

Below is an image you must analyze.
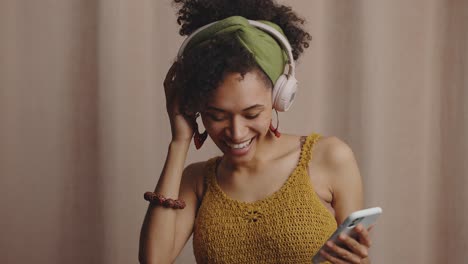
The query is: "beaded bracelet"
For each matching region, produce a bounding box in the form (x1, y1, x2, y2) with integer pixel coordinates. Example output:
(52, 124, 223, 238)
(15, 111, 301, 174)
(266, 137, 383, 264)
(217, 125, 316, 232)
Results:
(143, 192, 186, 209)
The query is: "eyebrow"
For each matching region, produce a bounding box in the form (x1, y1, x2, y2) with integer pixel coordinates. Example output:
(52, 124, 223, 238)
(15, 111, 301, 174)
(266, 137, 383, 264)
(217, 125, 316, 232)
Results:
(206, 104, 265, 112)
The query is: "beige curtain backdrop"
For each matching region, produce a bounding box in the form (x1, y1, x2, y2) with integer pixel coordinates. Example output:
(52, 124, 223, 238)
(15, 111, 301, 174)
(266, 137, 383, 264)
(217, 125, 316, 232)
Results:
(1, 0, 466, 263)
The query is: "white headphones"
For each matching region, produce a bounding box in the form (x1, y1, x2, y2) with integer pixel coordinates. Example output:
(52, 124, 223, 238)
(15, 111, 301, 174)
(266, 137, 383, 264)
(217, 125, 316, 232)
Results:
(177, 19, 298, 112)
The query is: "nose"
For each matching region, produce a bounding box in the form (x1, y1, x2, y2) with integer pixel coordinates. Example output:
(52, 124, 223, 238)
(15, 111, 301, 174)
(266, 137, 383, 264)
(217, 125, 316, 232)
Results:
(225, 115, 248, 142)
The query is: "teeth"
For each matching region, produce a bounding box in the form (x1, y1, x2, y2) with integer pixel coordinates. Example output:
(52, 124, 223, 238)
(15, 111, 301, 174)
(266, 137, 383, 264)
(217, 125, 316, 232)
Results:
(226, 138, 252, 149)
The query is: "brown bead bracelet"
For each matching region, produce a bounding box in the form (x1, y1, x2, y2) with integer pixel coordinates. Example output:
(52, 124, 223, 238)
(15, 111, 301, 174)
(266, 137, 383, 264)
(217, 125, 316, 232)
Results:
(143, 192, 186, 209)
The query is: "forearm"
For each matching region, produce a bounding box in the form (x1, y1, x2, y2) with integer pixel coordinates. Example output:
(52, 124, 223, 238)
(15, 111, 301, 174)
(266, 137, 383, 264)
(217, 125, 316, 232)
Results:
(139, 140, 190, 263)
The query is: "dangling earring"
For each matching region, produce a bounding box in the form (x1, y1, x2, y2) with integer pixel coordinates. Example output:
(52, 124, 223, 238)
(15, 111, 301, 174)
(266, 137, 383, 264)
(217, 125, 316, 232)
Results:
(269, 109, 281, 138)
(193, 112, 208, 149)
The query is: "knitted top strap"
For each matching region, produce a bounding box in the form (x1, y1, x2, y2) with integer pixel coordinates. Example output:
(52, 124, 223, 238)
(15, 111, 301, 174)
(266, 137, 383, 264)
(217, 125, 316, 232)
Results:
(298, 133, 321, 169)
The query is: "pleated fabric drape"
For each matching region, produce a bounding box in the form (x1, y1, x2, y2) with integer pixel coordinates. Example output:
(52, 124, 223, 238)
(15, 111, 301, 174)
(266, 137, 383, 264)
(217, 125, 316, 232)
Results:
(1, 1, 466, 263)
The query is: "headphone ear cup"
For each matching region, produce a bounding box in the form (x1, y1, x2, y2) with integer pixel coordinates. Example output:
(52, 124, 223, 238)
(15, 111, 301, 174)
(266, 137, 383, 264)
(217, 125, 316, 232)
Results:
(272, 75, 287, 111)
(272, 75, 297, 112)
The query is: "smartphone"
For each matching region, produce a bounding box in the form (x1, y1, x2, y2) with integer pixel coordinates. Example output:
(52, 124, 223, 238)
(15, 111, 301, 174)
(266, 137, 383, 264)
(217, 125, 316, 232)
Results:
(312, 207, 382, 263)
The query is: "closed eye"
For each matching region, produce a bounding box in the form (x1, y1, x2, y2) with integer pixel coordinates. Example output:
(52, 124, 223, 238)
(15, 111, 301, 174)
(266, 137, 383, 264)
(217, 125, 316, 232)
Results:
(206, 113, 227, 121)
(245, 113, 261, 119)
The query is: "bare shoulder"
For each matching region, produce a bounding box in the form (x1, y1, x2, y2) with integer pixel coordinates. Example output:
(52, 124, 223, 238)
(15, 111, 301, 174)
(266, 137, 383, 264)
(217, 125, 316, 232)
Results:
(312, 135, 357, 170)
(311, 135, 362, 186)
(183, 160, 207, 177)
(182, 160, 210, 201)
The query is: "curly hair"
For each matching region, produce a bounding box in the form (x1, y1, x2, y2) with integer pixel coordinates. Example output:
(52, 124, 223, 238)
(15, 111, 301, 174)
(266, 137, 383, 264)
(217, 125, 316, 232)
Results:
(172, 0, 311, 115)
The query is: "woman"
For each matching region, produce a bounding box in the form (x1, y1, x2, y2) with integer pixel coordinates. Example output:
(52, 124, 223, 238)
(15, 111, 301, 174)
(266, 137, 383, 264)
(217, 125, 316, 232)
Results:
(139, 0, 373, 263)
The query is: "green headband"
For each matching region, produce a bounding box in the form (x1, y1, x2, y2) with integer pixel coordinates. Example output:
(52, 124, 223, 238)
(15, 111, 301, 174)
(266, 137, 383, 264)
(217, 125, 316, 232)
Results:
(181, 16, 288, 84)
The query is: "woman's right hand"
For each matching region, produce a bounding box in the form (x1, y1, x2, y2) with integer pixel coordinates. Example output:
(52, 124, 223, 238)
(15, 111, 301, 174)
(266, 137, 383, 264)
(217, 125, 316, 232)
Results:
(164, 61, 195, 142)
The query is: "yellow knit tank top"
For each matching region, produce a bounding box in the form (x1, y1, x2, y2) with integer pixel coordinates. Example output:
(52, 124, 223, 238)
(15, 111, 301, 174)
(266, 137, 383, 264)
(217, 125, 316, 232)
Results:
(193, 133, 337, 263)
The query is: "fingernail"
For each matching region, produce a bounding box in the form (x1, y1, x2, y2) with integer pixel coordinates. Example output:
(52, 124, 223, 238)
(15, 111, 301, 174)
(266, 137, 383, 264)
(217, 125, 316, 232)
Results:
(339, 234, 347, 240)
(326, 241, 333, 247)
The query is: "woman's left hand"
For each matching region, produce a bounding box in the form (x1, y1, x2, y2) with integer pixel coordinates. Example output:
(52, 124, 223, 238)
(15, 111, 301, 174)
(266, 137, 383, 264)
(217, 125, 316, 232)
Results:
(319, 224, 373, 264)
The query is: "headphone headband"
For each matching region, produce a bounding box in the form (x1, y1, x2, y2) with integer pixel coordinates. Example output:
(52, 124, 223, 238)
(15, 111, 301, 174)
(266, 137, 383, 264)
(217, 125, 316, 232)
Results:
(177, 19, 295, 77)
(247, 20, 295, 75)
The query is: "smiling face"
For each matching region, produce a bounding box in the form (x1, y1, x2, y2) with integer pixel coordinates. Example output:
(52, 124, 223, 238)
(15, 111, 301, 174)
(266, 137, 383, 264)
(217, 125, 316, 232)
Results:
(201, 69, 273, 165)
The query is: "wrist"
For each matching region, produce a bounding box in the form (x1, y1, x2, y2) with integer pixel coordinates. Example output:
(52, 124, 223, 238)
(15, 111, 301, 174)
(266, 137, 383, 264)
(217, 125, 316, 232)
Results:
(169, 139, 191, 150)
(170, 131, 194, 144)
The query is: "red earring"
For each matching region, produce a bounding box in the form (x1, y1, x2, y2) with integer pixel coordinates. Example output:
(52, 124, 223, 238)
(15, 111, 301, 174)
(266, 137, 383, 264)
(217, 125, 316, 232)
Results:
(269, 109, 281, 138)
(193, 113, 208, 149)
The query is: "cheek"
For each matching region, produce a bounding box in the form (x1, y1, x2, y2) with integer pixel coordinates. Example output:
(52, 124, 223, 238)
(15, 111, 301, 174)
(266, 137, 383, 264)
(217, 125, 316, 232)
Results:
(255, 115, 272, 132)
(204, 123, 222, 134)
(201, 117, 222, 135)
